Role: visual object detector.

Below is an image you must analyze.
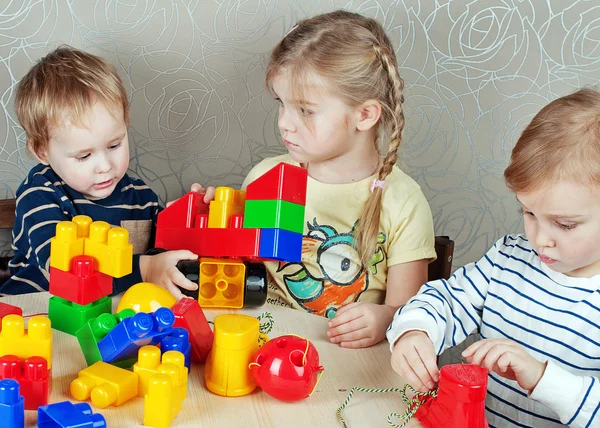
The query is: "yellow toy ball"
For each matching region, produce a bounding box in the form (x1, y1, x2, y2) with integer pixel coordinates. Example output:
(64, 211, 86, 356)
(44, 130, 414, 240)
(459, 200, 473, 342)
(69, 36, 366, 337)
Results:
(116, 282, 176, 313)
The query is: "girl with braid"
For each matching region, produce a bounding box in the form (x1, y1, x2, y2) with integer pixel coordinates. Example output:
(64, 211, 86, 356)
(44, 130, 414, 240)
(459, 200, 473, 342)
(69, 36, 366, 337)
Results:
(242, 10, 436, 348)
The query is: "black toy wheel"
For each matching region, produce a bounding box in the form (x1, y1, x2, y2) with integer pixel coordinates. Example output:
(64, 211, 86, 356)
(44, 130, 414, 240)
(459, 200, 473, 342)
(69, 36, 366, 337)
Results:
(243, 262, 268, 307)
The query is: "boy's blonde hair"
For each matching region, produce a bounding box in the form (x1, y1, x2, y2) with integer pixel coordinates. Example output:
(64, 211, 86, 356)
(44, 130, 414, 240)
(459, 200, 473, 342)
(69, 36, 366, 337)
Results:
(505, 88, 600, 195)
(267, 10, 405, 265)
(16, 45, 129, 157)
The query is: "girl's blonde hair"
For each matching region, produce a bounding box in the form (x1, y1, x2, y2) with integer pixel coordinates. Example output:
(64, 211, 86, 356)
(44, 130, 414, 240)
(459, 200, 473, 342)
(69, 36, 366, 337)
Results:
(266, 10, 405, 265)
(16, 45, 129, 157)
(505, 88, 600, 194)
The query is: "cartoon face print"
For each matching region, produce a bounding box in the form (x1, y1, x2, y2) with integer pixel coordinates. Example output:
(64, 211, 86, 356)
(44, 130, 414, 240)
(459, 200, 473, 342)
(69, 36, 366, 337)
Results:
(277, 219, 386, 319)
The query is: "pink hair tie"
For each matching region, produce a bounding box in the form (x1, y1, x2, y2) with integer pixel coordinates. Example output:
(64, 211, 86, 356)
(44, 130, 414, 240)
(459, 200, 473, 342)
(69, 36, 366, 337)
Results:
(370, 179, 386, 192)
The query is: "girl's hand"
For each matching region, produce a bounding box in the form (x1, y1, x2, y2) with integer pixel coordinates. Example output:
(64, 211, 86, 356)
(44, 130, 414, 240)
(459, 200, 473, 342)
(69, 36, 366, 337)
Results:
(326, 302, 396, 348)
(462, 338, 547, 392)
(139, 250, 198, 300)
(391, 330, 439, 392)
(166, 184, 216, 207)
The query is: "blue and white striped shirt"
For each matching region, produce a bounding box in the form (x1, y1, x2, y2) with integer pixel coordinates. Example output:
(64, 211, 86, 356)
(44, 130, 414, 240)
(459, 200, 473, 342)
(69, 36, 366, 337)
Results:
(387, 235, 600, 427)
(2, 164, 161, 295)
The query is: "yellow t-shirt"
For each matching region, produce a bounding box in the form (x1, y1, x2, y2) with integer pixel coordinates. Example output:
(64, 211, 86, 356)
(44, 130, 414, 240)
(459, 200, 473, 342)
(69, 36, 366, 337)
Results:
(242, 154, 436, 319)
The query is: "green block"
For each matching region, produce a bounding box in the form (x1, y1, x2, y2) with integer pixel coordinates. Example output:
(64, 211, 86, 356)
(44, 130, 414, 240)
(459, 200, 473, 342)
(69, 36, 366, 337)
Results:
(75, 309, 135, 367)
(48, 296, 112, 336)
(243, 200, 305, 233)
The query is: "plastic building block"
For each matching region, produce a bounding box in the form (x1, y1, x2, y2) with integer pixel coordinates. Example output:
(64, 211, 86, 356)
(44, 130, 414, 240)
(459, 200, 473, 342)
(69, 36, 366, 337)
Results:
(198, 258, 246, 309)
(205, 314, 259, 397)
(208, 187, 246, 228)
(76, 310, 135, 366)
(245, 162, 308, 205)
(243, 199, 305, 234)
(161, 328, 191, 369)
(0, 303, 22, 329)
(49, 255, 112, 306)
(134, 347, 188, 408)
(83, 221, 133, 278)
(155, 191, 209, 230)
(98, 307, 175, 363)
(38, 401, 106, 427)
(115, 282, 176, 314)
(0, 355, 49, 410)
(0, 315, 52, 369)
(251, 335, 323, 402)
(171, 298, 213, 362)
(144, 373, 176, 428)
(70, 361, 138, 408)
(156, 223, 262, 259)
(415, 364, 489, 428)
(259, 228, 303, 262)
(49, 216, 90, 271)
(48, 296, 112, 336)
(0, 379, 24, 428)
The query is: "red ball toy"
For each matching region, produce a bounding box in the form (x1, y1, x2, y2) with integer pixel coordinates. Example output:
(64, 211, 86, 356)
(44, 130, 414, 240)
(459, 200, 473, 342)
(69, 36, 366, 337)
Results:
(250, 335, 324, 402)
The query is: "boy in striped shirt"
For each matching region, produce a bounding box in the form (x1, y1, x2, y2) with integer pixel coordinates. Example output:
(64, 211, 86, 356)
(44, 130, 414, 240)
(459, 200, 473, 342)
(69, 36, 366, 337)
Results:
(3, 46, 210, 298)
(388, 88, 600, 427)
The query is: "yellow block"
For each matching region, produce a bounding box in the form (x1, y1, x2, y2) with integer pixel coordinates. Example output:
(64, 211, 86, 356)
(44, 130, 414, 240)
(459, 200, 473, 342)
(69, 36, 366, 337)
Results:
(144, 373, 174, 428)
(198, 258, 246, 309)
(207, 187, 245, 228)
(205, 314, 258, 397)
(49, 216, 89, 271)
(83, 221, 133, 278)
(0, 315, 52, 369)
(70, 361, 138, 408)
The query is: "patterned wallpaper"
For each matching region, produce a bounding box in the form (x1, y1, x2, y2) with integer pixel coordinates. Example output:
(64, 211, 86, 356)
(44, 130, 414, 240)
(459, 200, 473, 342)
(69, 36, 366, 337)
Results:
(0, 1, 599, 268)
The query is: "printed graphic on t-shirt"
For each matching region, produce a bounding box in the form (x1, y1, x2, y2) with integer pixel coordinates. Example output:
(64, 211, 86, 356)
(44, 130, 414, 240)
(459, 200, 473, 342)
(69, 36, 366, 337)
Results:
(277, 219, 386, 319)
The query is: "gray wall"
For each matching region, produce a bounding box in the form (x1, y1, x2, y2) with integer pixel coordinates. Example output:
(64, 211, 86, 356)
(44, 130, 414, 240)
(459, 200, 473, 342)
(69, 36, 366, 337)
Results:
(1, 1, 599, 266)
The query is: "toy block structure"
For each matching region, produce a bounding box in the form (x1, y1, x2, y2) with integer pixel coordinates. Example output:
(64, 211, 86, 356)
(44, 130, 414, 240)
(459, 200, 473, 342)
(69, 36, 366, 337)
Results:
(48, 215, 134, 336)
(38, 401, 106, 427)
(0, 303, 22, 329)
(49, 296, 112, 336)
(0, 355, 49, 410)
(76, 310, 135, 367)
(0, 379, 24, 428)
(414, 364, 489, 428)
(0, 315, 52, 369)
(134, 347, 188, 405)
(205, 314, 259, 397)
(171, 298, 213, 363)
(70, 361, 138, 408)
(97, 307, 175, 364)
(198, 257, 246, 308)
(161, 328, 191, 369)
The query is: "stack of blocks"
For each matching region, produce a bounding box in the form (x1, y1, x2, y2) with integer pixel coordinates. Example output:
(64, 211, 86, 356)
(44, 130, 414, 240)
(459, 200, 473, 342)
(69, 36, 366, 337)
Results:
(0, 314, 52, 410)
(48, 215, 133, 335)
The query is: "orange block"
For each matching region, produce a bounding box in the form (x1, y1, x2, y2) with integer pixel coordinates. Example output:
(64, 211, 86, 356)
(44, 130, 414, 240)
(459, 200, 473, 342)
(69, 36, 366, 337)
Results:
(198, 258, 246, 309)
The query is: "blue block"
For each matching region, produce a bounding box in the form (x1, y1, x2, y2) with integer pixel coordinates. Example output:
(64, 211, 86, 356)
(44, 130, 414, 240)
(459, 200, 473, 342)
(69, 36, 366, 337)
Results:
(98, 307, 175, 363)
(0, 379, 24, 428)
(38, 401, 105, 428)
(259, 228, 303, 262)
(161, 327, 191, 369)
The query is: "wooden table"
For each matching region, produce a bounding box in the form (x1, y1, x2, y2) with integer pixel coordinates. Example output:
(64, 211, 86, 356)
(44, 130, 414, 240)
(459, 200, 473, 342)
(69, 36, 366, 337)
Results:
(1, 293, 419, 428)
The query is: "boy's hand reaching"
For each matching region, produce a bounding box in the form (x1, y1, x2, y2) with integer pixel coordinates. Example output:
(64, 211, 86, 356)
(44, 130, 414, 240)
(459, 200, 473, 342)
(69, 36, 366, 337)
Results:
(166, 184, 216, 207)
(391, 330, 439, 392)
(139, 251, 198, 300)
(327, 302, 395, 349)
(462, 338, 546, 392)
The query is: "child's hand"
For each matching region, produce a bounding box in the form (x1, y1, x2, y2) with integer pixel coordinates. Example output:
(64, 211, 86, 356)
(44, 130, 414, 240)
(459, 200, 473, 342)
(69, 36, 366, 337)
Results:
(166, 184, 216, 207)
(139, 251, 198, 300)
(326, 302, 395, 348)
(462, 338, 546, 392)
(391, 330, 439, 392)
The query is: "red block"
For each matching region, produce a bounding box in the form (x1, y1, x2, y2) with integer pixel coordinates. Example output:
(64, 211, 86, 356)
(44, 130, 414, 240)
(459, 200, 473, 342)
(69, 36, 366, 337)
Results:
(245, 162, 308, 205)
(157, 191, 210, 229)
(0, 303, 22, 330)
(415, 364, 489, 428)
(0, 355, 50, 410)
(171, 298, 214, 362)
(49, 255, 112, 306)
(156, 227, 262, 259)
